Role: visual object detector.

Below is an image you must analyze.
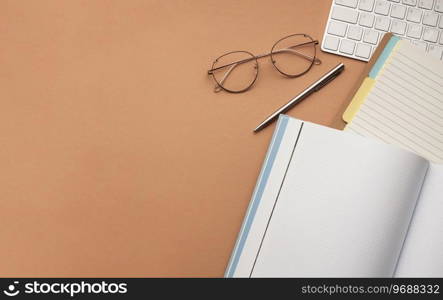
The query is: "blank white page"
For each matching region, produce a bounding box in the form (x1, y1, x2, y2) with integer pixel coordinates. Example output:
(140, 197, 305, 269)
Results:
(346, 40, 443, 163)
(395, 163, 443, 277)
(228, 116, 428, 277)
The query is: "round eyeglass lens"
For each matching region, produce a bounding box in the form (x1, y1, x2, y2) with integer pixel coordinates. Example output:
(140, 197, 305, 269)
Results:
(270, 34, 317, 77)
(211, 51, 258, 93)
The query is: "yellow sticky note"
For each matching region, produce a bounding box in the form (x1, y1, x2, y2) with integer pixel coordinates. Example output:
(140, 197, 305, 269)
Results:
(343, 77, 375, 123)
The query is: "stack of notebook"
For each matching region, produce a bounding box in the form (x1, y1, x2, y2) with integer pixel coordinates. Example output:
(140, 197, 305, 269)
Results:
(226, 34, 443, 277)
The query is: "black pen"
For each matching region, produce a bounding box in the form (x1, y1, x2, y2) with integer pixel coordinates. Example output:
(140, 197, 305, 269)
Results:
(254, 62, 345, 132)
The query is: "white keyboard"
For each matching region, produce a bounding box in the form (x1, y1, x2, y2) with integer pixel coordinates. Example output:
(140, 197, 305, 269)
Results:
(322, 0, 443, 61)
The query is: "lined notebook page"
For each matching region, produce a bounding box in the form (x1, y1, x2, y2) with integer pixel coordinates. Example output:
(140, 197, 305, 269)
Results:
(346, 40, 443, 163)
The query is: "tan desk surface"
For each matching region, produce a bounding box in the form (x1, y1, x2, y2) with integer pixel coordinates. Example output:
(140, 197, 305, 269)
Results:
(0, 0, 365, 276)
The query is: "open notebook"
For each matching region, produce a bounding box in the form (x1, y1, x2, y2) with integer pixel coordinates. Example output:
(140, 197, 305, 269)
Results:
(226, 116, 443, 277)
(344, 38, 443, 164)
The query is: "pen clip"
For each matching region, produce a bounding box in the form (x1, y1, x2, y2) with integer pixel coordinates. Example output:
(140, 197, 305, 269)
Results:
(314, 74, 338, 91)
(314, 64, 344, 92)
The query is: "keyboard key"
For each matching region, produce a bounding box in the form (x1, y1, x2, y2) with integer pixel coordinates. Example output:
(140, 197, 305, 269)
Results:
(391, 19, 407, 34)
(328, 21, 348, 36)
(324, 0, 443, 61)
(402, 0, 417, 5)
(375, 0, 391, 15)
(428, 44, 443, 59)
(339, 39, 356, 54)
(347, 25, 364, 40)
(331, 6, 360, 23)
(359, 0, 375, 11)
(418, 0, 434, 9)
(363, 29, 380, 43)
(359, 12, 376, 27)
(375, 15, 391, 30)
(323, 35, 340, 50)
(423, 28, 439, 42)
(407, 23, 423, 38)
(391, 4, 407, 18)
(410, 39, 428, 50)
(355, 43, 372, 58)
(422, 11, 439, 26)
(406, 7, 422, 22)
(335, 0, 359, 8)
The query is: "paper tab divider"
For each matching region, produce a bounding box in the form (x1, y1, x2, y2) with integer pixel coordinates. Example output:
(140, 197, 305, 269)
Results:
(341, 33, 399, 124)
(342, 77, 375, 123)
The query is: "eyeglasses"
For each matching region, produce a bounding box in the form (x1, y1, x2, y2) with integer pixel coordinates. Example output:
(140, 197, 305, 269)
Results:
(207, 33, 322, 93)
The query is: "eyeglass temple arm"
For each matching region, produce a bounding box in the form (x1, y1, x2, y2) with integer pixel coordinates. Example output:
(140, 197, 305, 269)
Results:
(273, 48, 322, 65)
(207, 40, 320, 74)
(213, 63, 239, 92)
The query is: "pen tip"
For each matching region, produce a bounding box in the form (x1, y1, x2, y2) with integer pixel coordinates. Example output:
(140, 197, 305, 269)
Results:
(253, 124, 262, 133)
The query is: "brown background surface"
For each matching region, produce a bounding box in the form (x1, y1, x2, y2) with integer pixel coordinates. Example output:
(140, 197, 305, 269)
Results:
(0, 0, 365, 276)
